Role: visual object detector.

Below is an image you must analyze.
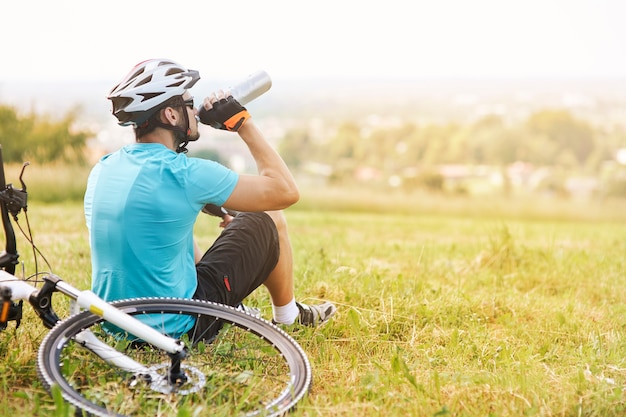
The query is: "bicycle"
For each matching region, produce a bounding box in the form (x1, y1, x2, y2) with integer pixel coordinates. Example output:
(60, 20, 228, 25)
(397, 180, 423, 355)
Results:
(0, 146, 312, 417)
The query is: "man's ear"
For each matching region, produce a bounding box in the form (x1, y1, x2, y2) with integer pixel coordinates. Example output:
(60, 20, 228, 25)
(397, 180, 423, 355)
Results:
(160, 107, 179, 126)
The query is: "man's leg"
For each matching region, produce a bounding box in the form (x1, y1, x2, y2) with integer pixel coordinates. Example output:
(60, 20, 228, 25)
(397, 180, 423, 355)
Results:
(261, 210, 294, 306)
(195, 212, 279, 307)
(195, 210, 335, 327)
(262, 211, 337, 326)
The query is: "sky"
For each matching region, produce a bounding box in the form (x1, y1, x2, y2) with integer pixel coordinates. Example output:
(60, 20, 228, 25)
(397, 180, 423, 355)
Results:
(2, 0, 626, 86)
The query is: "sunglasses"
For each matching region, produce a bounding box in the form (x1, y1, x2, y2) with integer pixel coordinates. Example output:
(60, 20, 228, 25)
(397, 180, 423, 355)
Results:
(182, 97, 194, 110)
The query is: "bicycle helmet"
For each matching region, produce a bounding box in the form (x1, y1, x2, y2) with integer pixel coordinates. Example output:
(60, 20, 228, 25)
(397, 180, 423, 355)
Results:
(107, 59, 200, 127)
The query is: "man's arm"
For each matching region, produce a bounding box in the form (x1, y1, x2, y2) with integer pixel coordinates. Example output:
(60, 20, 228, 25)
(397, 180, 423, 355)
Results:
(222, 120, 299, 212)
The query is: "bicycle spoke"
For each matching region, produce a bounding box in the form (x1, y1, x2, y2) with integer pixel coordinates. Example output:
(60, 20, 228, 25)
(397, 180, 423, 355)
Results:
(38, 299, 310, 417)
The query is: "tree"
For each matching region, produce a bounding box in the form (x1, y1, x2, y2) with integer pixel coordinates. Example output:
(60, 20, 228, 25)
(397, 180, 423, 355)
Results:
(0, 104, 91, 164)
(328, 122, 363, 160)
(525, 110, 595, 165)
(278, 128, 313, 169)
(0, 105, 23, 162)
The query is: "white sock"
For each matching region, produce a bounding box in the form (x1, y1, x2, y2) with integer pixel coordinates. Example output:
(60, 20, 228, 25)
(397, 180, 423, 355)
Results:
(272, 298, 299, 325)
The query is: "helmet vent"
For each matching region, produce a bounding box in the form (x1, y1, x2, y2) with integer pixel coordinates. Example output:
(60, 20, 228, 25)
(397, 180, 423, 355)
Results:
(140, 92, 164, 102)
(135, 75, 153, 87)
(165, 68, 183, 76)
(111, 96, 132, 109)
(128, 67, 145, 80)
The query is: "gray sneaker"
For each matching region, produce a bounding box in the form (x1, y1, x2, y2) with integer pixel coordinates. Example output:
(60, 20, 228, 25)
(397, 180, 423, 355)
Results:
(296, 301, 337, 327)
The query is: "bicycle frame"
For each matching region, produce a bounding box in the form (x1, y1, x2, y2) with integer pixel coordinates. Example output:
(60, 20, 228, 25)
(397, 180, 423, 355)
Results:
(0, 145, 187, 380)
(0, 271, 185, 353)
(0, 271, 184, 376)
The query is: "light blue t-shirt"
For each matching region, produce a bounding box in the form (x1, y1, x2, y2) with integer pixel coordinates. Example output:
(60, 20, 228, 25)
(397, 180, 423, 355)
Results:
(84, 143, 238, 337)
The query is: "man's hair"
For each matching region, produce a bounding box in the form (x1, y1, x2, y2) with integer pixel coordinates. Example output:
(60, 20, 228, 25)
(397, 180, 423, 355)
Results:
(134, 95, 184, 139)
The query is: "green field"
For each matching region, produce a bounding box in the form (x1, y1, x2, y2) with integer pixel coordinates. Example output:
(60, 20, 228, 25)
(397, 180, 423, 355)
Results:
(0, 191, 625, 416)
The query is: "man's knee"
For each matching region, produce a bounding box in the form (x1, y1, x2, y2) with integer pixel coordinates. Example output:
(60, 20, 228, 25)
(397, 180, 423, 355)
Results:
(264, 210, 287, 233)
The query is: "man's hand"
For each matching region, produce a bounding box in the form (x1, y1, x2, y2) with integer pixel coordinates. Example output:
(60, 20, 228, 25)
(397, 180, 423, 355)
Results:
(219, 214, 234, 228)
(198, 94, 250, 132)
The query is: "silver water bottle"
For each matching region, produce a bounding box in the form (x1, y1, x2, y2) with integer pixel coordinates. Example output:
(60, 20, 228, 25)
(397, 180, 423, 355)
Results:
(228, 70, 272, 105)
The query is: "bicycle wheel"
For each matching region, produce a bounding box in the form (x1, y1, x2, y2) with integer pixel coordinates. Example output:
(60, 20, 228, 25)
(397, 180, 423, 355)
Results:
(37, 298, 312, 417)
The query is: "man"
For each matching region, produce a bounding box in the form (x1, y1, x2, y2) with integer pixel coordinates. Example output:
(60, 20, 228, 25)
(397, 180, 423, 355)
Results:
(84, 59, 336, 337)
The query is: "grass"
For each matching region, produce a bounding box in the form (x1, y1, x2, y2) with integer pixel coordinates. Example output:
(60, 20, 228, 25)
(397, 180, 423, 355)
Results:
(2, 163, 91, 203)
(0, 189, 625, 416)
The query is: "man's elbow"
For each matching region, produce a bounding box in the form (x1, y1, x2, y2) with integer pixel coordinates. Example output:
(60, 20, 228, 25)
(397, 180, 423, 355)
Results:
(285, 187, 300, 206)
(259, 185, 299, 211)
(276, 185, 299, 208)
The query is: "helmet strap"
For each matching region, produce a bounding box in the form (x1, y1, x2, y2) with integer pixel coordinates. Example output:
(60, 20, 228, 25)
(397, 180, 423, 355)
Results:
(148, 97, 193, 153)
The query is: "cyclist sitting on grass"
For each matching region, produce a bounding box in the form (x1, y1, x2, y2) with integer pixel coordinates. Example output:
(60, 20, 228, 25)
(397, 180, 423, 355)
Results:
(84, 59, 336, 337)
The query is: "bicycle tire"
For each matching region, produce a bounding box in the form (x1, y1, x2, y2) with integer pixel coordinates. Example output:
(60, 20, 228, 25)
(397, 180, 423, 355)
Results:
(37, 297, 312, 417)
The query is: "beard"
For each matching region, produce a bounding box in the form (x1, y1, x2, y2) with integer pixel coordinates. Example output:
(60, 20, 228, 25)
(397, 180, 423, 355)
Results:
(173, 107, 200, 153)
(174, 117, 200, 144)
(186, 126, 201, 142)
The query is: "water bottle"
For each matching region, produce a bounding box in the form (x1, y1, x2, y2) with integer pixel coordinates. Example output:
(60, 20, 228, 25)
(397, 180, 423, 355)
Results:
(227, 70, 272, 105)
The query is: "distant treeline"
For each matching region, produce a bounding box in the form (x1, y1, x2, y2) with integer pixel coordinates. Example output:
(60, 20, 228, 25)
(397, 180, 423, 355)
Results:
(278, 109, 626, 196)
(2, 102, 626, 199)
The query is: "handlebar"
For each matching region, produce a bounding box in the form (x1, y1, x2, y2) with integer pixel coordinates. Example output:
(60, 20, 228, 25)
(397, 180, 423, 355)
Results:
(0, 146, 60, 330)
(0, 145, 25, 328)
(0, 146, 20, 274)
(0, 151, 29, 270)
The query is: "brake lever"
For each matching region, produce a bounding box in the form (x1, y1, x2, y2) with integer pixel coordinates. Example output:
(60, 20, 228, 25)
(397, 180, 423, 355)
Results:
(19, 162, 29, 192)
(0, 162, 29, 218)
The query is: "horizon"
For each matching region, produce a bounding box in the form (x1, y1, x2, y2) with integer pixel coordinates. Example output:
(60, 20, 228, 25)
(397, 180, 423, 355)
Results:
(4, 75, 626, 118)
